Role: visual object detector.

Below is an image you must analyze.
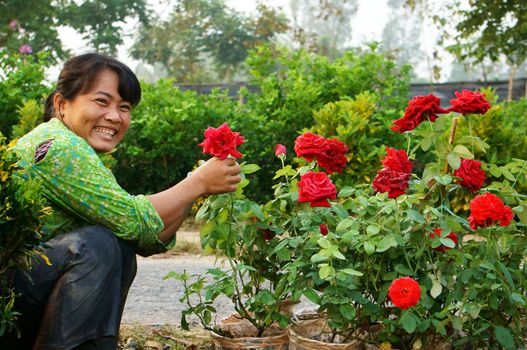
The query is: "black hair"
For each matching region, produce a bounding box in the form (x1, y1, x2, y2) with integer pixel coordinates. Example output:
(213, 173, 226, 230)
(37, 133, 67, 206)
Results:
(44, 53, 141, 121)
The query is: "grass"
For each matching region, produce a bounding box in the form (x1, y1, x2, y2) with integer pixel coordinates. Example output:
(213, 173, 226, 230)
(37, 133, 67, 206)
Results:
(119, 323, 212, 350)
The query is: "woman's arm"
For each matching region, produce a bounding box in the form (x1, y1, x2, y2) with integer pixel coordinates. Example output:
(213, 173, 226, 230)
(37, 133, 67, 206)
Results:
(146, 157, 241, 242)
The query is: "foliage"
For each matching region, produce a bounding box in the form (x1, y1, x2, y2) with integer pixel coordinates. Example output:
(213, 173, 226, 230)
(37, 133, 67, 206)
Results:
(0, 134, 50, 336)
(0, 0, 149, 60)
(0, 53, 49, 139)
(11, 99, 43, 139)
(235, 44, 411, 200)
(113, 79, 237, 194)
(410, 0, 527, 80)
(131, 0, 288, 83)
(309, 93, 387, 185)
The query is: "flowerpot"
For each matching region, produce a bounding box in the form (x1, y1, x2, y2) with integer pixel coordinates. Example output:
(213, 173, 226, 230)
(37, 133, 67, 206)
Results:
(288, 318, 361, 350)
(211, 314, 289, 350)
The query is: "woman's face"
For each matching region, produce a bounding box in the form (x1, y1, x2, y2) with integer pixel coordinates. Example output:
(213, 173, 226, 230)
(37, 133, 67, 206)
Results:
(58, 70, 132, 153)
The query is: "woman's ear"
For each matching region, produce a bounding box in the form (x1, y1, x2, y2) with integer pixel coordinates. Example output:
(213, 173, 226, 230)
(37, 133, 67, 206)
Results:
(52, 93, 64, 119)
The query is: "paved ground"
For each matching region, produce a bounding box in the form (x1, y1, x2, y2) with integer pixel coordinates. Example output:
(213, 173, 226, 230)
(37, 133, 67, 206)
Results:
(122, 230, 235, 326)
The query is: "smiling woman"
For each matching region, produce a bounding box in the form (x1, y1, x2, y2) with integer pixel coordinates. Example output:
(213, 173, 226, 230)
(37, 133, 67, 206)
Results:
(0, 53, 242, 349)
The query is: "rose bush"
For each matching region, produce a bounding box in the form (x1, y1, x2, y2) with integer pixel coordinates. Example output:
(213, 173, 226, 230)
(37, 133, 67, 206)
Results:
(170, 89, 526, 349)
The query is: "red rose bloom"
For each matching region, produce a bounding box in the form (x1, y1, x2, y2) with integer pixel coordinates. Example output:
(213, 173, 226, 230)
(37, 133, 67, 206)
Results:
(317, 138, 348, 174)
(429, 228, 458, 252)
(372, 168, 411, 198)
(198, 123, 244, 160)
(275, 144, 286, 157)
(319, 224, 328, 236)
(388, 277, 421, 309)
(294, 132, 328, 162)
(391, 94, 448, 133)
(468, 192, 514, 230)
(381, 147, 412, 173)
(453, 159, 486, 192)
(298, 172, 337, 207)
(447, 90, 491, 116)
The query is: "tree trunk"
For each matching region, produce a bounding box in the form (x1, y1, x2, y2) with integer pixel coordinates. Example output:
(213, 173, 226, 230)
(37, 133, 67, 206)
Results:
(508, 65, 518, 101)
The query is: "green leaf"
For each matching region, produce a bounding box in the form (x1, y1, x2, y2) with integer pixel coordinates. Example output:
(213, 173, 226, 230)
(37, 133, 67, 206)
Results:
(430, 279, 442, 298)
(336, 218, 355, 233)
(435, 174, 453, 185)
(453, 145, 474, 159)
(400, 312, 417, 333)
(340, 304, 356, 320)
(500, 167, 516, 181)
(366, 225, 380, 235)
(406, 209, 425, 223)
(421, 137, 432, 151)
(310, 254, 328, 263)
(341, 268, 363, 276)
(338, 187, 355, 198)
(447, 153, 461, 170)
(364, 242, 375, 255)
(494, 326, 516, 350)
(332, 249, 346, 260)
(241, 163, 260, 174)
(376, 235, 397, 252)
(319, 264, 335, 280)
(303, 288, 321, 304)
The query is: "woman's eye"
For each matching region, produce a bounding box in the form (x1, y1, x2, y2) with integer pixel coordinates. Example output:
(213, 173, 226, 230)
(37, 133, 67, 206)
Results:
(120, 105, 131, 112)
(95, 98, 108, 105)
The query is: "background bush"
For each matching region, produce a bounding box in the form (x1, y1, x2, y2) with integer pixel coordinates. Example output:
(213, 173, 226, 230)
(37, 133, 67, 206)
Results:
(0, 134, 49, 336)
(0, 54, 50, 139)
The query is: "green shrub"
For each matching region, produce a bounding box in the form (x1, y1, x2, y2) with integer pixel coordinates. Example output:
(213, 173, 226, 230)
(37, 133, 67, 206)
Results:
(0, 53, 50, 139)
(11, 99, 43, 139)
(309, 93, 387, 186)
(0, 134, 49, 336)
(113, 79, 237, 194)
(233, 44, 411, 199)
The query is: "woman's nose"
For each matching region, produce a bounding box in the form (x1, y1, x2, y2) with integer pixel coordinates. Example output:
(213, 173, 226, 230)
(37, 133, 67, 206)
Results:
(105, 108, 121, 122)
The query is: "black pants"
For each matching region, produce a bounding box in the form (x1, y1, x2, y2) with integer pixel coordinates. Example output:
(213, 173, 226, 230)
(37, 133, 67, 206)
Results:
(0, 226, 137, 350)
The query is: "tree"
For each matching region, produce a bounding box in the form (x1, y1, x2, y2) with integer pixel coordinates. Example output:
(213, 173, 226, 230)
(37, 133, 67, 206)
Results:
(131, 0, 288, 83)
(0, 0, 149, 61)
(288, 0, 358, 59)
(408, 0, 527, 98)
(381, 0, 424, 76)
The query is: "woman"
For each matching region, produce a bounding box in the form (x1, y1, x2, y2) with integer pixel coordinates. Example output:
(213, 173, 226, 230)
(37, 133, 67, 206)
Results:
(1, 53, 241, 349)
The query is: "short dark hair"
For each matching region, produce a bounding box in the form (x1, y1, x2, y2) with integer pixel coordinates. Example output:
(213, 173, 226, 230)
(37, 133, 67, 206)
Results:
(44, 53, 141, 121)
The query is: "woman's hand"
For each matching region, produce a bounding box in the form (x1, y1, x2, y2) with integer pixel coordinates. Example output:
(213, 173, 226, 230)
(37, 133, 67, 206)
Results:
(191, 157, 241, 195)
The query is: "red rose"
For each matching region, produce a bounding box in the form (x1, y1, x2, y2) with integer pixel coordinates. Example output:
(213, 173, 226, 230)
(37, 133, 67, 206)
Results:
(381, 147, 412, 173)
(294, 132, 328, 162)
(388, 277, 421, 309)
(275, 144, 287, 157)
(468, 192, 514, 230)
(429, 228, 458, 252)
(391, 94, 448, 133)
(447, 90, 491, 116)
(372, 168, 411, 198)
(317, 138, 348, 174)
(198, 123, 244, 160)
(454, 159, 486, 192)
(319, 224, 328, 236)
(298, 172, 337, 207)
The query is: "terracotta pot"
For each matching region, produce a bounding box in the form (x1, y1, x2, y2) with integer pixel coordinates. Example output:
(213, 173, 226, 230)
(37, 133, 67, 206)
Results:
(288, 318, 361, 350)
(211, 314, 289, 350)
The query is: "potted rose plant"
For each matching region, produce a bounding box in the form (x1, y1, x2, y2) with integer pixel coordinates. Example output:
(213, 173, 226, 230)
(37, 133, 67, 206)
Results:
(286, 90, 527, 349)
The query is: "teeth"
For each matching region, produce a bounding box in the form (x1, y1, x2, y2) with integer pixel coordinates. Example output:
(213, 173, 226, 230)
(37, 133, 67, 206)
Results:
(94, 127, 116, 137)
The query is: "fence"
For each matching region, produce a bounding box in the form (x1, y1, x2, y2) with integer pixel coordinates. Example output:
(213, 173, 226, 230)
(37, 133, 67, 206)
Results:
(176, 78, 527, 103)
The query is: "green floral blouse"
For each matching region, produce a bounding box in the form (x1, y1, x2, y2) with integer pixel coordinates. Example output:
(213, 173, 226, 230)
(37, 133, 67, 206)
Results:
(13, 118, 174, 256)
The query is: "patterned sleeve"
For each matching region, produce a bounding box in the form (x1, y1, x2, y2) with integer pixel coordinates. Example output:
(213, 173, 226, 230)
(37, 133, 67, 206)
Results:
(30, 135, 173, 255)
